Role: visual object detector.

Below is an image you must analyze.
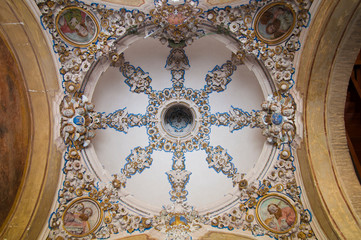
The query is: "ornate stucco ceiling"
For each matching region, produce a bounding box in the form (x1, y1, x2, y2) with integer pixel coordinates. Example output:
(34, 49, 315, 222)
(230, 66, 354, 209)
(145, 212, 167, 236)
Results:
(3, 0, 361, 240)
(89, 35, 272, 214)
(34, 0, 316, 239)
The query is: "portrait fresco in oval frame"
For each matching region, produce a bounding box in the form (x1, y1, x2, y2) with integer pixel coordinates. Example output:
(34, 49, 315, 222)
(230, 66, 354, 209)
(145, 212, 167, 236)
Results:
(56, 7, 99, 47)
(254, 3, 296, 45)
(62, 197, 103, 237)
(256, 194, 298, 234)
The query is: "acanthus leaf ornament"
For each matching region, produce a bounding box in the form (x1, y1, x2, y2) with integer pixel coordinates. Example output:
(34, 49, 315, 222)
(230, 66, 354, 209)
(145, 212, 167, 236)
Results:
(204, 61, 236, 93)
(122, 62, 153, 94)
(205, 145, 236, 178)
(122, 146, 153, 178)
(106, 108, 129, 133)
(167, 169, 191, 202)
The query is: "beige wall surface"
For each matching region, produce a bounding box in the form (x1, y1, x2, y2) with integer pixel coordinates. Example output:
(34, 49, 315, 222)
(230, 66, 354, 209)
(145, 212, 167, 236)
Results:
(0, 28, 30, 229)
(297, 0, 361, 239)
(0, 1, 61, 239)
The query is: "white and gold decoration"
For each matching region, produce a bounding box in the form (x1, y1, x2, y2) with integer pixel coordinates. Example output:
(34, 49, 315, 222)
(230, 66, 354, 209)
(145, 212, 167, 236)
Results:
(36, 0, 317, 239)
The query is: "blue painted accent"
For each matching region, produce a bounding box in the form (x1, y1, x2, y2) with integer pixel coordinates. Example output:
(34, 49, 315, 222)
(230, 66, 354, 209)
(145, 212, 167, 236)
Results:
(48, 211, 56, 229)
(205, 145, 236, 178)
(169, 215, 188, 225)
(61, 148, 69, 174)
(167, 163, 192, 202)
(271, 113, 283, 125)
(51, 40, 59, 54)
(106, 107, 128, 133)
(170, 70, 186, 89)
(73, 115, 85, 125)
(305, 208, 313, 222)
(165, 49, 190, 69)
(128, 113, 148, 127)
(203, 62, 235, 93)
(120, 63, 153, 94)
(305, 12, 312, 28)
(120, 144, 153, 179)
(39, 15, 47, 31)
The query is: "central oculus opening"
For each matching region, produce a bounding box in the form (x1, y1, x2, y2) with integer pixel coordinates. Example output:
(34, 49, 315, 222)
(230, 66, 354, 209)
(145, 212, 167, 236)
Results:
(162, 104, 194, 138)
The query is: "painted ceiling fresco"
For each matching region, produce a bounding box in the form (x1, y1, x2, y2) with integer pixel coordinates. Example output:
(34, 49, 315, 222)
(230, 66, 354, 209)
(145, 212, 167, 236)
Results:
(34, 0, 318, 239)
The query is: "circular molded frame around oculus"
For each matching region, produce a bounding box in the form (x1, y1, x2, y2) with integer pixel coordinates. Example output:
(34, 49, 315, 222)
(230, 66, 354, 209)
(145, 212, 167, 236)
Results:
(162, 103, 195, 138)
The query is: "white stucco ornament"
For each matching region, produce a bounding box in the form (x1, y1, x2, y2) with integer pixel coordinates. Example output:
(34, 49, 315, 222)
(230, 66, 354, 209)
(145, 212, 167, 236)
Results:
(38, 0, 316, 239)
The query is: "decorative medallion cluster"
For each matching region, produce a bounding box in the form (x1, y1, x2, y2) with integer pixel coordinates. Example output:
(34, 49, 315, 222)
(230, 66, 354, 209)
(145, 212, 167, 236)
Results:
(150, 0, 204, 46)
(36, 0, 316, 239)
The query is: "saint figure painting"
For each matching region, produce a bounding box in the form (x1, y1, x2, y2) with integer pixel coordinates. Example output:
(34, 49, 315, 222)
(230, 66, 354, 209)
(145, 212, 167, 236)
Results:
(255, 3, 295, 44)
(56, 7, 99, 47)
(256, 194, 297, 233)
(62, 197, 103, 237)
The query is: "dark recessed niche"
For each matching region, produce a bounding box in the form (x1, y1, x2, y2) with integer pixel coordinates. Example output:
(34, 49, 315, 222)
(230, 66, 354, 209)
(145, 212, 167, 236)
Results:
(163, 104, 194, 137)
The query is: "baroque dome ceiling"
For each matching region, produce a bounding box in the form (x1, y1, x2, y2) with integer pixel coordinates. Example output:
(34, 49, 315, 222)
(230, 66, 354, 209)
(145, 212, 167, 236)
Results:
(90, 36, 267, 213)
(29, 0, 324, 239)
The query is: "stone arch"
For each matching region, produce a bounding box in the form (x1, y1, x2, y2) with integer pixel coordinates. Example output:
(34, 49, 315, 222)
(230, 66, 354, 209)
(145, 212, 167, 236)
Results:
(297, 0, 361, 239)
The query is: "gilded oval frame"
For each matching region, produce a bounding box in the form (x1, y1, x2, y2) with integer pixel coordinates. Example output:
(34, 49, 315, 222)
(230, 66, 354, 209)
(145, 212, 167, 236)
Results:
(56, 6, 100, 47)
(255, 193, 298, 234)
(62, 197, 103, 237)
(254, 2, 296, 45)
